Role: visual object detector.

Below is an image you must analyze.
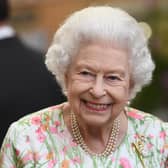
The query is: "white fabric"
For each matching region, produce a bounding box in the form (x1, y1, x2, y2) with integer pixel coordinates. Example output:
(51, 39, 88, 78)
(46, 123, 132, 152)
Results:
(0, 25, 15, 40)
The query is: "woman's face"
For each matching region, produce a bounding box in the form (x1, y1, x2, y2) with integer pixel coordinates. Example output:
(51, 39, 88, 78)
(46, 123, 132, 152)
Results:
(65, 42, 131, 126)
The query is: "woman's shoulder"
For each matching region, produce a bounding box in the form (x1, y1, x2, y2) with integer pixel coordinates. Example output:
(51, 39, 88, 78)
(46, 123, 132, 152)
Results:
(18, 103, 64, 123)
(6, 103, 66, 137)
(127, 106, 168, 134)
(127, 107, 165, 122)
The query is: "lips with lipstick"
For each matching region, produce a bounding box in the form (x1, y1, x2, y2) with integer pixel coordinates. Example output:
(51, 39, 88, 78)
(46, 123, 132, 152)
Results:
(82, 100, 111, 112)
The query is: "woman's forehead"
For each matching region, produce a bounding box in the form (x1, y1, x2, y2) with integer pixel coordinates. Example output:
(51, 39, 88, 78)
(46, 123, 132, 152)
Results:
(70, 42, 130, 73)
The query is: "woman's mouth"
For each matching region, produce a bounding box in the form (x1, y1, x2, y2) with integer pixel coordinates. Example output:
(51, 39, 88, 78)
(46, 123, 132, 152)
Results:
(82, 100, 111, 112)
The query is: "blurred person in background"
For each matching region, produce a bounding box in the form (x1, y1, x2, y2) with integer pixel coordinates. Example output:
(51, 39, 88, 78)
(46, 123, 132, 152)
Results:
(0, 6, 168, 168)
(0, 0, 66, 146)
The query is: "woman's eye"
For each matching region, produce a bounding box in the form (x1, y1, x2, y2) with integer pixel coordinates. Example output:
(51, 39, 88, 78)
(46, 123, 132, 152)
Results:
(78, 70, 95, 81)
(107, 75, 121, 81)
(80, 71, 92, 76)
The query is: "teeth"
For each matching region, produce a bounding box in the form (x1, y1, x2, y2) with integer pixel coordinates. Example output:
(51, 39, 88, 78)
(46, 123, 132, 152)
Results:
(86, 102, 108, 110)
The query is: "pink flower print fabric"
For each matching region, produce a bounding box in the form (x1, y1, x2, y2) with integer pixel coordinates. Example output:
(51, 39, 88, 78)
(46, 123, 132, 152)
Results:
(0, 104, 168, 167)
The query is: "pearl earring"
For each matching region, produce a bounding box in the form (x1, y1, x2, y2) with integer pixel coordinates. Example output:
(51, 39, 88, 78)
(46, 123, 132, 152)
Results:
(127, 101, 130, 106)
(124, 101, 130, 112)
(63, 90, 68, 95)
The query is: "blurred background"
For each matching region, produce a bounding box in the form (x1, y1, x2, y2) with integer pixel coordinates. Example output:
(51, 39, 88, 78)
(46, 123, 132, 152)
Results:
(9, 0, 168, 121)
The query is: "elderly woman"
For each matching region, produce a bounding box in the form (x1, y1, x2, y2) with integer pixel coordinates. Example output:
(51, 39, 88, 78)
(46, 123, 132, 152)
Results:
(0, 6, 168, 168)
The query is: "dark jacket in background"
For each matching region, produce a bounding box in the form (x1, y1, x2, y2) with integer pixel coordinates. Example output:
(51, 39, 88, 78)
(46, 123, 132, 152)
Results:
(0, 36, 66, 146)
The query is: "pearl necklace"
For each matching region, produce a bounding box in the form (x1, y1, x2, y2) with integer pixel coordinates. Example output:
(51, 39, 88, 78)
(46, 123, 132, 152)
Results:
(71, 112, 120, 157)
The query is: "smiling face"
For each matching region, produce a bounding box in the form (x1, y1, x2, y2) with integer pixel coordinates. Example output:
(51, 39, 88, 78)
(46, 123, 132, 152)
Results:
(65, 42, 131, 127)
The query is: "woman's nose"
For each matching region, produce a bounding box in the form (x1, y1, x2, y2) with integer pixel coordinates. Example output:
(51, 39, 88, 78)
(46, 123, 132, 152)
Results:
(89, 76, 106, 98)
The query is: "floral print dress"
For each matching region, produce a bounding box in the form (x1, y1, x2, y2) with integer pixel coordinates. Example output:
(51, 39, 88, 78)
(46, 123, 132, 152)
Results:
(0, 103, 168, 168)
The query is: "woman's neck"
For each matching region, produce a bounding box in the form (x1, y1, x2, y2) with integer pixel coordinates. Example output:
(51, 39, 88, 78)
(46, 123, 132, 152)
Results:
(79, 111, 127, 146)
(62, 102, 128, 154)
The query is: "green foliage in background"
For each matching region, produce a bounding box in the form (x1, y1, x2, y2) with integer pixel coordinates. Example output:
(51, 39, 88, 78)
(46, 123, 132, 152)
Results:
(132, 8, 168, 119)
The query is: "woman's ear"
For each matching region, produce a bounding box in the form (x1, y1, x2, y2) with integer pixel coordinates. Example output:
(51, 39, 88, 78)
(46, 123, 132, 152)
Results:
(129, 79, 134, 90)
(64, 73, 68, 91)
(64, 64, 72, 96)
(128, 79, 134, 97)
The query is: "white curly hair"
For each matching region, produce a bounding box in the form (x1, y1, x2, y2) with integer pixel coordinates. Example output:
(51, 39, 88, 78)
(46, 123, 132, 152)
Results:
(45, 6, 155, 100)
